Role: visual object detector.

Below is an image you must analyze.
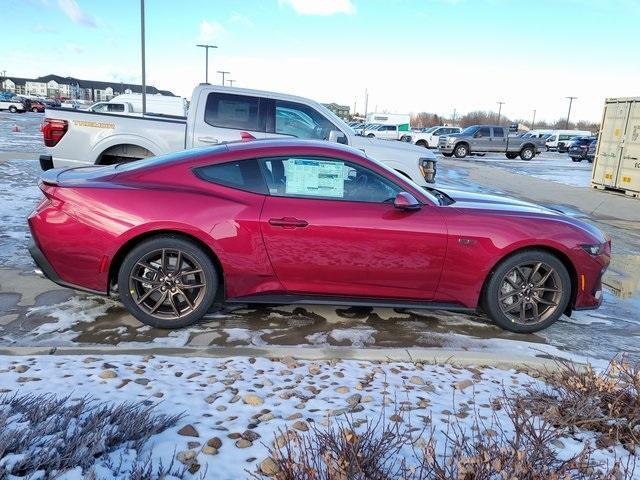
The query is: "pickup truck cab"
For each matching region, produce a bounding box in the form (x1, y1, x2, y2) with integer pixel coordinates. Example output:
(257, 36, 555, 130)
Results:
(41, 85, 437, 185)
(438, 125, 543, 160)
(401, 126, 462, 148)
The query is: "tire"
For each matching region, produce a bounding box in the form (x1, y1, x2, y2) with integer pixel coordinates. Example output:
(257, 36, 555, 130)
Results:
(482, 250, 572, 333)
(416, 140, 428, 148)
(367, 133, 375, 138)
(506, 153, 518, 159)
(442, 152, 453, 157)
(520, 146, 535, 161)
(571, 158, 582, 162)
(118, 235, 218, 329)
(9, 106, 17, 113)
(454, 143, 468, 158)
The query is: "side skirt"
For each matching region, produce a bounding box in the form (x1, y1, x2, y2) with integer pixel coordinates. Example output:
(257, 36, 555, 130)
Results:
(226, 293, 474, 312)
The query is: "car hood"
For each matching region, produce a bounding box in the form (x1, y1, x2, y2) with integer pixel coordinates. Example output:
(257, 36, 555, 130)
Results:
(438, 187, 607, 242)
(439, 188, 562, 215)
(350, 135, 436, 159)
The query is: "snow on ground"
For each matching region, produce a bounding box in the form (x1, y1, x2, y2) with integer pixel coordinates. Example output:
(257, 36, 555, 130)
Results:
(0, 112, 45, 154)
(1, 354, 636, 479)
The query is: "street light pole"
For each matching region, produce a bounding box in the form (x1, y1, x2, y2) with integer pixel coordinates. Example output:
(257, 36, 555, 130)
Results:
(496, 101, 505, 124)
(140, 0, 146, 115)
(217, 71, 230, 86)
(565, 96, 577, 129)
(227, 79, 235, 87)
(531, 109, 536, 129)
(196, 44, 218, 83)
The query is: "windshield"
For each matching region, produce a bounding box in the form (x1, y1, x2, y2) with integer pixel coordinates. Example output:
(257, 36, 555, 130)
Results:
(460, 126, 479, 135)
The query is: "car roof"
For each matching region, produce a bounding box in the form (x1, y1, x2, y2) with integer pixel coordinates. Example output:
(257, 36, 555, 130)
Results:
(225, 138, 366, 158)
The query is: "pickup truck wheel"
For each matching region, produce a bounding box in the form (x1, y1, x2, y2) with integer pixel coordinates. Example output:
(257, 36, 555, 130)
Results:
(454, 144, 468, 158)
(8, 106, 17, 113)
(416, 140, 429, 148)
(367, 133, 375, 138)
(442, 152, 453, 157)
(506, 153, 518, 159)
(520, 147, 535, 161)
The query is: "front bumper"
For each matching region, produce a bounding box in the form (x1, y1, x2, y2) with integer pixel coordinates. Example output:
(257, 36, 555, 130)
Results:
(438, 144, 454, 154)
(28, 241, 106, 295)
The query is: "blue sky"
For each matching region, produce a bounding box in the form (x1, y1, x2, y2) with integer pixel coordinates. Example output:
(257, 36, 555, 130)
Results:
(4, 0, 640, 121)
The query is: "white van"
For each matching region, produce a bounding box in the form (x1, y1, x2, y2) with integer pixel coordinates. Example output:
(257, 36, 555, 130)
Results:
(89, 94, 188, 117)
(546, 130, 592, 150)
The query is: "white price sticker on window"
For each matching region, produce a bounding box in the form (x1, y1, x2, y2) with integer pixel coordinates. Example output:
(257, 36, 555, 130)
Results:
(285, 158, 344, 198)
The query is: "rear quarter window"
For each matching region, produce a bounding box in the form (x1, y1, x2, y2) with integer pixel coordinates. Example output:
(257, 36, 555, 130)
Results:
(204, 93, 261, 131)
(194, 159, 267, 194)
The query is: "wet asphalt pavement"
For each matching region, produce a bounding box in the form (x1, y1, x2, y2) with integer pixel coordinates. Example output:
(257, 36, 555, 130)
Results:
(0, 112, 638, 362)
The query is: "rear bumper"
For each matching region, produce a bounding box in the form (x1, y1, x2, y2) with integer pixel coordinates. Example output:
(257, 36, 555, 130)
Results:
(28, 241, 106, 296)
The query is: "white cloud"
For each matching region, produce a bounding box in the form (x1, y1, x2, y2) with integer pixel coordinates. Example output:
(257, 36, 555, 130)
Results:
(279, 0, 356, 15)
(66, 43, 85, 54)
(199, 20, 224, 42)
(57, 0, 96, 27)
(229, 12, 254, 28)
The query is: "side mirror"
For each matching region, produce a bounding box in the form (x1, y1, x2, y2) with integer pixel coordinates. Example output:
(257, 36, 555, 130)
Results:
(329, 130, 346, 144)
(394, 192, 421, 211)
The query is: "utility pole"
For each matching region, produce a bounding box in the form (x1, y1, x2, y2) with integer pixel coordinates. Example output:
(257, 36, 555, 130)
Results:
(565, 96, 577, 129)
(363, 89, 369, 123)
(227, 79, 235, 87)
(196, 44, 217, 83)
(217, 71, 230, 86)
(452, 108, 457, 125)
(531, 109, 536, 129)
(140, 0, 146, 114)
(496, 101, 505, 124)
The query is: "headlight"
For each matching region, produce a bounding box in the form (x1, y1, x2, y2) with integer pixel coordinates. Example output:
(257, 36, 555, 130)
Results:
(420, 158, 437, 183)
(581, 244, 603, 256)
(447, 137, 455, 144)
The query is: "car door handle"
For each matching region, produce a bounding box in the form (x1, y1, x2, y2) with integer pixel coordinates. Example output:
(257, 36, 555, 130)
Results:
(268, 217, 309, 228)
(197, 136, 219, 144)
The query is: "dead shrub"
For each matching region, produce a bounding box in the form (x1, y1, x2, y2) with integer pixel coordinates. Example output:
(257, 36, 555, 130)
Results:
(524, 357, 640, 451)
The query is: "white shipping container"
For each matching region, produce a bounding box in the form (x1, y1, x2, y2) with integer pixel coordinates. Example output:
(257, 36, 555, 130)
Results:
(592, 97, 640, 197)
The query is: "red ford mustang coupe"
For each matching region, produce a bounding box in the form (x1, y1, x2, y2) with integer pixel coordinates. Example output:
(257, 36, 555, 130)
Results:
(28, 139, 610, 333)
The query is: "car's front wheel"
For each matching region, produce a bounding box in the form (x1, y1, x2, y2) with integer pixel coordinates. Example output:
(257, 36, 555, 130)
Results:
(9, 106, 17, 113)
(506, 153, 518, 159)
(118, 236, 218, 328)
(482, 250, 571, 333)
(454, 144, 468, 158)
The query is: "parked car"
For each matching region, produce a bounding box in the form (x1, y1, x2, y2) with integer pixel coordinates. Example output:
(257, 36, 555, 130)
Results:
(401, 126, 462, 148)
(438, 125, 544, 160)
(39, 85, 438, 186)
(0, 96, 26, 113)
(568, 137, 597, 162)
(586, 139, 597, 163)
(558, 136, 582, 153)
(30, 100, 46, 113)
(546, 130, 592, 151)
(29, 139, 610, 333)
(363, 124, 405, 140)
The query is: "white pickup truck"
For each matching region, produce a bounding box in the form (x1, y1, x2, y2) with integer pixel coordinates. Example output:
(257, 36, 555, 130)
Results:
(401, 126, 462, 149)
(39, 85, 437, 185)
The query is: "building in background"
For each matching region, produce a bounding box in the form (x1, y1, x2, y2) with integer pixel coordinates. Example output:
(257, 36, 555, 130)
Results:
(322, 102, 350, 120)
(0, 74, 174, 101)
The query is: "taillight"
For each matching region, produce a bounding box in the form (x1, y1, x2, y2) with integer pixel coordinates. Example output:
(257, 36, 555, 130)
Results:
(42, 118, 68, 147)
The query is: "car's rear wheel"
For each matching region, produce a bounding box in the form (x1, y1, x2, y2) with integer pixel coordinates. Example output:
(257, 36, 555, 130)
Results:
(454, 143, 468, 158)
(416, 140, 429, 148)
(520, 146, 535, 161)
(506, 153, 518, 159)
(118, 236, 218, 329)
(9, 106, 17, 113)
(483, 250, 571, 333)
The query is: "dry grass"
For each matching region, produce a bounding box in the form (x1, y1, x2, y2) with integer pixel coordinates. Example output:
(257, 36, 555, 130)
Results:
(0, 392, 187, 479)
(525, 357, 640, 451)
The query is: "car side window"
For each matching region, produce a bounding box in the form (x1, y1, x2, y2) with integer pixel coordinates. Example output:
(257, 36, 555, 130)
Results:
(275, 100, 338, 140)
(260, 156, 401, 203)
(477, 127, 491, 137)
(205, 93, 261, 131)
(107, 104, 125, 112)
(194, 159, 267, 194)
(493, 127, 505, 137)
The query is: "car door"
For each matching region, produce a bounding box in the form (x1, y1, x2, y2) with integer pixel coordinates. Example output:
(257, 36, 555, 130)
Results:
(490, 127, 507, 152)
(190, 91, 267, 148)
(258, 155, 447, 300)
(472, 126, 492, 151)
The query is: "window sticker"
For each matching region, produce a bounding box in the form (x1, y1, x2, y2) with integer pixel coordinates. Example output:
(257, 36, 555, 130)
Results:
(285, 158, 344, 198)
